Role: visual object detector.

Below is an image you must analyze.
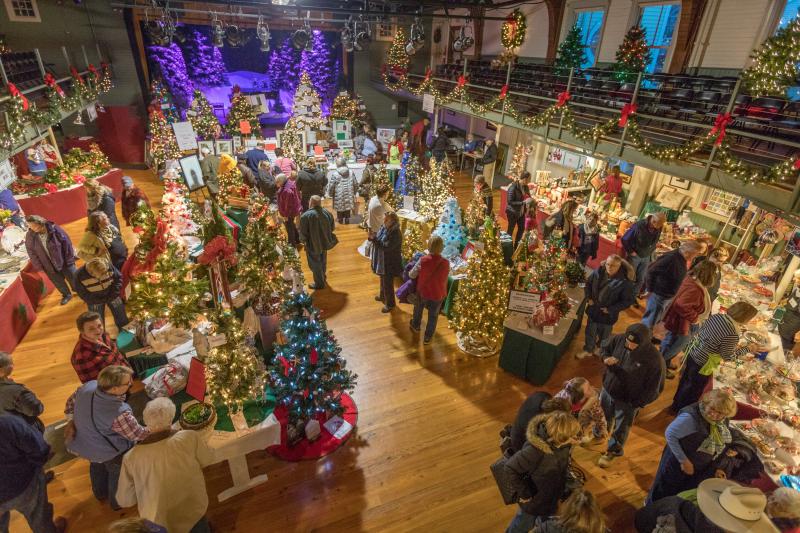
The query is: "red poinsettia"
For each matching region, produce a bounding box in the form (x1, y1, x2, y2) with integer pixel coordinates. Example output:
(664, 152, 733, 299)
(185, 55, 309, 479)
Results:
(73, 174, 86, 184)
(44, 183, 58, 194)
(198, 235, 237, 266)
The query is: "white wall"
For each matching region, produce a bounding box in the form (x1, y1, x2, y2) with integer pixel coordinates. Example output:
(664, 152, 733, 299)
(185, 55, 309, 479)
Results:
(482, 3, 550, 58)
(597, 0, 635, 63)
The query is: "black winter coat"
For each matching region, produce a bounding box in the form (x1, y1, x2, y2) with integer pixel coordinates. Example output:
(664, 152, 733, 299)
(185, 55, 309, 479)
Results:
(371, 224, 403, 277)
(622, 217, 662, 258)
(510, 391, 551, 453)
(585, 267, 635, 325)
(481, 143, 497, 164)
(646, 249, 688, 298)
(505, 182, 527, 217)
(75, 265, 122, 305)
(635, 496, 724, 533)
(577, 225, 600, 260)
(601, 324, 665, 408)
(296, 168, 328, 201)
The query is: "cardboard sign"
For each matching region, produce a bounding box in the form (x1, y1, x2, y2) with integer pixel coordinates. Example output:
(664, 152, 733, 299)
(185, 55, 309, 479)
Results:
(239, 120, 252, 135)
(508, 290, 540, 314)
(86, 105, 98, 122)
(171, 121, 198, 151)
(0, 159, 16, 190)
(185, 357, 207, 402)
(422, 93, 435, 113)
(402, 195, 416, 211)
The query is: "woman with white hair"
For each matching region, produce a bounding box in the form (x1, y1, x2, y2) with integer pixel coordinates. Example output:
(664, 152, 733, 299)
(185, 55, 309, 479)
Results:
(768, 487, 800, 531)
(116, 398, 214, 533)
(327, 157, 358, 223)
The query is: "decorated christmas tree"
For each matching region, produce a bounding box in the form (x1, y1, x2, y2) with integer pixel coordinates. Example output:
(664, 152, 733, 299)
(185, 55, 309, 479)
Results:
(269, 293, 357, 425)
(147, 43, 194, 113)
(149, 80, 179, 124)
(299, 30, 340, 113)
(464, 185, 488, 239)
(395, 151, 422, 208)
(612, 26, 651, 83)
(266, 37, 302, 96)
(522, 234, 571, 327)
(205, 308, 267, 413)
(372, 163, 396, 206)
(450, 218, 510, 356)
(291, 72, 324, 132)
(147, 109, 182, 169)
(183, 29, 228, 86)
(189, 90, 221, 140)
(216, 154, 250, 208)
(508, 144, 529, 180)
(742, 14, 800, 96)
(160, 176, 198, 236)
(433, 197, 467, 258)
(402, 223, 425, 262)
(418, 158, 455, 220)
(127, 241, 208, 329)
(238, 196, 292, 315)
(384, 28, 410, 79)
(130, 202, 158, 260)
(280, 117, 307, 164)
(555, 23, 588, 75)
(330, 92, 359, 122)
(225, 89, 261, 138)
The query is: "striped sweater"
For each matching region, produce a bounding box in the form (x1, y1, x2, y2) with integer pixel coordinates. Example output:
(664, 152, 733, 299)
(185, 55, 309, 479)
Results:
(75, 265, 122, 305)
(687, 313, 748, 367)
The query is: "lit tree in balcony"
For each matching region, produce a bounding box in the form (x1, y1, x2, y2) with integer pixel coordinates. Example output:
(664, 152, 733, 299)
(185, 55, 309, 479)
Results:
(226, 90, 261, 138)
(384, 28, 409, 79)
(612, 26, 651, 83)
(555, 23, 587, 75)
(189, 90, 221, 140)
(147, 109, 181, 168)
(299, 30, 340, 113)
(183, 29, 228, 86)
(742, 14, 800, 96)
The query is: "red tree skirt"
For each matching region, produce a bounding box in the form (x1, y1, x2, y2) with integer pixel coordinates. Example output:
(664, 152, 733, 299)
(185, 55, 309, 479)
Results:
(266, 393, 358, 461)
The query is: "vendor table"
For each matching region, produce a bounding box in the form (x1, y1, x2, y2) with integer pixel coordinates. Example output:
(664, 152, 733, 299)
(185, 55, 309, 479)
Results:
(15, 169, 124, 225)
(498, 286, 587, 385)
(0, 261, 54, 353)
(326, 162, 401, 185)
(460, 151, 479, 173)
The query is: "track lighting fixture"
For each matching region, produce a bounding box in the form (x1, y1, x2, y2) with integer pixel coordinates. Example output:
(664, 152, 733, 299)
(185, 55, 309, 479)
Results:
(406, 17, 425, 55)
(144, 7, 176, 46)
(341, 17, 354, 53)
(453, 23, 474, 52)
(293, 18, 312, 50)
(353, 16, 371, 51)
(225, 23, 249, 47)
(256, 15, 271, 52)
(211, 13, 225, 48)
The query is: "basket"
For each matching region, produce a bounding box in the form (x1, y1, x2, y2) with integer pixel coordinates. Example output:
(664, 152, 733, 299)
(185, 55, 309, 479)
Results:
(179, 402, 217, 431)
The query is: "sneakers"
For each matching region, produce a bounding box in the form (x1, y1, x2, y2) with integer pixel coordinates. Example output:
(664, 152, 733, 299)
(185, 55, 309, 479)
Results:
(60, 294, 72, 305)
(580, 435, 605, 447)
(423, 336, 432, 345)
(409, 321, 420, 333)
(598, 449, 623, 468)
(576, 350, 593, 360)
(381, 305, 394, 313)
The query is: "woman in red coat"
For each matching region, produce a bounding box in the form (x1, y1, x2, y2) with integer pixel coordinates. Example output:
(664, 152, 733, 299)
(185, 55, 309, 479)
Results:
(408, 235, 450, 344)
(660, 261, 718, 376)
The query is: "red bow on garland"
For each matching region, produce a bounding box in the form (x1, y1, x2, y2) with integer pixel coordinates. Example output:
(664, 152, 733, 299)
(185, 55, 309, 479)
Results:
(43, 73, 65, 97)
(70, 66, 85, 85)
(619, 103, 638, 127)
(499, 84, 509, 100)
(276, 356, 291, 376)
(457, 75, 468, 89)
(710, 113, 733, 146)
(7, 83, 29, 111)
(556, 91, 570, 108)
(423, 67, 432, 83)
(198, 235, 237, 266)
(88, 64, 100, 81)
(794, 159, 800, 171)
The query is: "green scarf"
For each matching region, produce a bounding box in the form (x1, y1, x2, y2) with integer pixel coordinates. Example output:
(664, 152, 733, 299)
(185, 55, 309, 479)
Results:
(698, 403, 731, 458)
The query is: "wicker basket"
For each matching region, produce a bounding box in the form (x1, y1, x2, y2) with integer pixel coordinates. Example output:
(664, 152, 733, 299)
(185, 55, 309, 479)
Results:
(179, 402, 217, 431)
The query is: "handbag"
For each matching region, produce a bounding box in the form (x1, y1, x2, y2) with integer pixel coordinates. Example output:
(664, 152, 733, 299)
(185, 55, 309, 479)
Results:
(490, 454, 519, 505)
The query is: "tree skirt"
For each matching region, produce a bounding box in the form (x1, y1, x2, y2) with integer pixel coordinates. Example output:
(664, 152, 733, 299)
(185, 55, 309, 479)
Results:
(456, 332, 499, 358)
(267, 393, 358, 461)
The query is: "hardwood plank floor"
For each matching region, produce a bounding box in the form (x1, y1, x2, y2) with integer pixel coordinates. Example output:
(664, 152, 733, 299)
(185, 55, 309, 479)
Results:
(9, 166, 675, 532)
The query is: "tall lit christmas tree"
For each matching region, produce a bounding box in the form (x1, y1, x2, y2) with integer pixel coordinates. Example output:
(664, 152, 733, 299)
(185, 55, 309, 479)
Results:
(555, 23, 587, 75)
(149, 80, 179, 124)
(464, 185, 488, 239)
(147, 109, 182, 168)
(372, 164, 396, 206)
(613, 26, 651, 82)
(742, 14, 800, 96)
(269, 293, 357, 425)
(147, 43, 194, 113)
(291, 72, 324, 132)
(402, 223, 425, 262)
(384, 28, 410, 79)
(450, 218, 510, 356)
(508, 144, 529, 180)
(226, 91, 261, 138)
(395, 151, 422, 208)
(183, 29, 228, 86)
(330, 92, 359, 122)
(205, 308, 267, 413)
(433, 197, 467, 258)
(280, 117, 307, 164)
(127, 241, 208, 329)
(189, 90, 221, 140)
(418, 158, 455, 220)
(299, 30, 340, 113)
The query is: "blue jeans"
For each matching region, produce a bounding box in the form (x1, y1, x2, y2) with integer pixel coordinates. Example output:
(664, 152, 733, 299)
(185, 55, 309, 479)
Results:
(629, 254, 651, 297)
(642, 293, 672, 329)
(44, 264, 77, 298)
(305, 249, 327, 288)
(412, 298, 443, 340)
(506, 508, 538, 533)
(89, 297, 129, 330)
(584, 318, 612, 352)
(661, 324, 699, 364)
(0, 469, 56, 533)
(600, 388, 639, 454)
(89, 455, 123, 510)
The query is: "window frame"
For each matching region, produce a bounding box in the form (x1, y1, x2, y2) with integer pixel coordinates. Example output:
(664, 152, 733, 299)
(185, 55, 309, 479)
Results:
(3, 0, 41, 22)
(637, 1, 681, 74)
(574, 7, 606, 69)
(776, 0, 800, 32)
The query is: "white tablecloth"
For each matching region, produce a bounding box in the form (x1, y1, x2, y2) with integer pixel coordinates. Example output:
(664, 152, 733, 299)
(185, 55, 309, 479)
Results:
(503, 286, 585, 341)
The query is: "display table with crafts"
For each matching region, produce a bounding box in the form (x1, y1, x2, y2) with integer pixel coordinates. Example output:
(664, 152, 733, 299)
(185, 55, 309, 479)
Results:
(14, 168, 124, 225)
(326, 162, 401, 185)
(498, 286, 587, 385)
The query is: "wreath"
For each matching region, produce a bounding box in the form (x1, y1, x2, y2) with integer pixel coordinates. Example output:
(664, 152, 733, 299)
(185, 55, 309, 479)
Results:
(501, 10, 527, 50)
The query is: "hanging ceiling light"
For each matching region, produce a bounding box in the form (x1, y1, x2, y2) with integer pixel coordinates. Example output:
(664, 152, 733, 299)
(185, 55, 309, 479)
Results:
(256, 15, 271, 52)
(341, 17, 354, 53)
(406, 17, 425, 55)
(293, 19, 311, 50)
(211, 13, 225, 47)
(453, 22, 474, 52)
(354, 16, 371, 51)
(144, 7, 176, 46)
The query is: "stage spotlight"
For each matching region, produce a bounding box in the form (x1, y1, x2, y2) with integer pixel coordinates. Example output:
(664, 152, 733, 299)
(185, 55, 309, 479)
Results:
(453, 24, 474, 52)
(212, 14, 225, 47)
(257, 16, 271, 52)
(293, 25, 310, 49)
(341, 23, 354, 53)
(406, 18, 425, 55)
(354, 19, 371, 51)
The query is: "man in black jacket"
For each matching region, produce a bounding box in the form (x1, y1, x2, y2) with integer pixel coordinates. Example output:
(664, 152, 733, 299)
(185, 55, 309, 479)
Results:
(480, 138, 498, 185)
(296, 157, 328, 211)
(642, 240, 704, 330)
(598, 323, 666, 468)
(621, 212, 666, 308)
(0, 352, 44, 433)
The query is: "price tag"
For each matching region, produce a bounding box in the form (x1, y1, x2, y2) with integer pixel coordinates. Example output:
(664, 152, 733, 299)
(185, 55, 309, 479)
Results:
(578, 283, 586, 288)
(543, 326, 555, 336)
(231, 411, 249, 432)
(207, 334, 227, 347)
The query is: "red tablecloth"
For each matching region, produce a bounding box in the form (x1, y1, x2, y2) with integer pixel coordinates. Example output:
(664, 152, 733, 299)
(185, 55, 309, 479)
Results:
(0, 275, 38, 353)
(16, 169, 124, 225)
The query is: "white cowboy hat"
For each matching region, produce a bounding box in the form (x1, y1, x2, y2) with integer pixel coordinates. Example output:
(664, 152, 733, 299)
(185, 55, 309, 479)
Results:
(697, 479, 779, 533)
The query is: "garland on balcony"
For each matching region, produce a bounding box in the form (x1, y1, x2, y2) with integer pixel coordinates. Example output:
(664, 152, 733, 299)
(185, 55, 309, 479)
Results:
(0, 66, 113, 161)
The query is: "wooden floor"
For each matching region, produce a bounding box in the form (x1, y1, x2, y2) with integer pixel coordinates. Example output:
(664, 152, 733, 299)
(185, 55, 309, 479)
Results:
(8, 167, 677, 533)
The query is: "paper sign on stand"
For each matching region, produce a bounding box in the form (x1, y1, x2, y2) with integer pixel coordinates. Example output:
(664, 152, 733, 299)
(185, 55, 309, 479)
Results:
(402, 195, 415, 211)
(543, 326, 555, 336)
(0, 159, 16, 190)
(172, 121, 199, 150)
(422, 93, 435, 113)
(86, 105, 98, 122)
(508, 290, 540, 314)
(239, 120, 252, 135)
(230, 411, 250, 433)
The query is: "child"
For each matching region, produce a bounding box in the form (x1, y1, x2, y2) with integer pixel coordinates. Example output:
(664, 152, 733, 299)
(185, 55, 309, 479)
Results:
(554, 377, 608, 445)
(577, 212, 600, 266)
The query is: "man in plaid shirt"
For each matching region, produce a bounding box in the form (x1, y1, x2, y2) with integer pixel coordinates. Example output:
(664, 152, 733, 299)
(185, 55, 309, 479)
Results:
(71, 311, 131, 384)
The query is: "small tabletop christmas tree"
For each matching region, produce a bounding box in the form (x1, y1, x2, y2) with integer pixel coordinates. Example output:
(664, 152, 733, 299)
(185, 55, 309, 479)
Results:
(450, 218, 510, 356)
(402, 222, 425, 262)
(269, 293, 357, 426)
(216, 154, 250, 208)
(226, 88, 261, 138)
(433, 197, 467, 258)
(418, 158, 455, 220)
(205, 308, 267, 413)
(149, 80, 179, 124)
(160, 176, 198, 236)
(508, 144, 529, 181)
(523, 234, 572, 327)
(280, 117, 307, 165)
(372, 163, 396, 207)
(147, 109, 182, 169)
(189, 90, 221, 140)
(395, 151, 422, 209)
(613, 26, 651, 83)
(330, 92, 359, 122)
(555, 23, 588, 75)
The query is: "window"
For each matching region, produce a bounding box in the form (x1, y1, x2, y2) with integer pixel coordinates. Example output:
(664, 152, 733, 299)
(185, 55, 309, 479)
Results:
(575, 9, 605, 69)
(778, 0, 800, 30)
(639, 3, 681, 73)
(3, 0, 40, 22)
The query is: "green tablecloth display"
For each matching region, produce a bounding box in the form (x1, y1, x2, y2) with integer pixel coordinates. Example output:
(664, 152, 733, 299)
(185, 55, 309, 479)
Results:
(498, 288, 587, 385)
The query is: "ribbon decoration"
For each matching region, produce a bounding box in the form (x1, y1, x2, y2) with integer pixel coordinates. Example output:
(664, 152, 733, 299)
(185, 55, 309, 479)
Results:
(7, 83, 29, 111)
(277, 356, 291, 376)
(794, 159, 800, 170)
(423, 67, 432, 83)
(499, 84, 509, 100)
(619, 103, 638, 127)
(457, 75, 468, 89)
(556, 91, 570, 108)
(43, 73, 65, 97)
(710, 112, 733, 146)
(310, 347, 319, 365)
(88, 64, 100, 81)
(70, 66, 85, 85)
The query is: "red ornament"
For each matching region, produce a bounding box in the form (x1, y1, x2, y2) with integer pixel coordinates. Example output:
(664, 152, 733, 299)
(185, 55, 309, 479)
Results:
(457, 75, 468, 88)
(310, 348, 318, 365)
(44, 183, 57, 194)
(498, 84, 509, 100)
(556, 91, 570, 108)
(7, 83, 29, 111)
(794, 159, 800, 171)
(302, 388, 310, 399)
(710, 112, 733, 146)
(277, 356, 291, 376)
(73, 174, 86, 184)
(618, 103, 638, 127)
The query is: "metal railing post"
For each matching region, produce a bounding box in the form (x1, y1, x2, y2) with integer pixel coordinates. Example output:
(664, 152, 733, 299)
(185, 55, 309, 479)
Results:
(81, 45, 90, 69)
(617, 71, 643, 157)
(61, 46, 72, 74)
(555, 67, 575, 140)
(0, 58, 8, 85)
(702, 78, 741, 181)
(461, 58, 468, 111)
(501, 58, 512, 123)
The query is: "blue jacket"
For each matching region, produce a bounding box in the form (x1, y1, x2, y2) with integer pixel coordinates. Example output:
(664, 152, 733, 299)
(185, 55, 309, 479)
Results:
(245, 148, 268, 174)
(585, 266, 634, 325)
(0, 414, 50, 503)
(25, 221, 76, 272)
(67, 381, 134, 463)
(621, 217, 662, 258)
